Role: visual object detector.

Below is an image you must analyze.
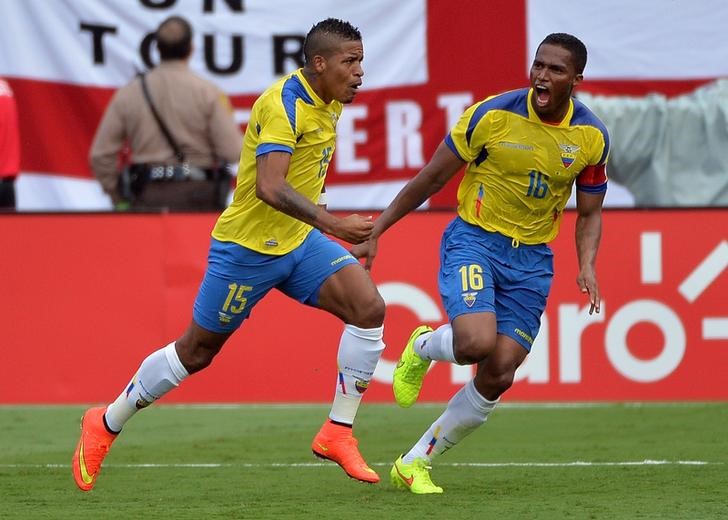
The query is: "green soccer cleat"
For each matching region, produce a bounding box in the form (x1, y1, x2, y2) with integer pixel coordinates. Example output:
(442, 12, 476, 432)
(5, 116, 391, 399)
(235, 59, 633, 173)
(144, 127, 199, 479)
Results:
(392, 325, 434, 408)
(390, 455, 443, 494)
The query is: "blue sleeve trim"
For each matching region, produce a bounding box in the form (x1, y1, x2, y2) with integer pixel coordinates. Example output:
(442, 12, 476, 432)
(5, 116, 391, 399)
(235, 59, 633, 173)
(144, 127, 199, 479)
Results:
(256, 143, 294, 157)
(281, 75, 314, 134)
(571, 98, 611, 164)
(465, 89, 528, 146)
(444, 134, 465, 161)
(576, 181, 608, 194)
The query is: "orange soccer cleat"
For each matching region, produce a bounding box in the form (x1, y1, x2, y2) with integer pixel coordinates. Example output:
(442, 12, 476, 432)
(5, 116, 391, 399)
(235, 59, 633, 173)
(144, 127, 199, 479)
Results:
(72, 407, 118, 491)
(311, 420, 380, 483)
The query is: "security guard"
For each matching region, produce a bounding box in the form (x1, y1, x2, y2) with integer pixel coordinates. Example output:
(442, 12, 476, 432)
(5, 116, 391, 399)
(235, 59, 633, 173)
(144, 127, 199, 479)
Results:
(90, 16, 242, 211)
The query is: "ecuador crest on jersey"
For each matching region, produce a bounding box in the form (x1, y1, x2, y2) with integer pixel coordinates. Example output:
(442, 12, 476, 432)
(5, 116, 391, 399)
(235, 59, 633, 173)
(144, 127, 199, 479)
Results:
(559, 143, 580, 168)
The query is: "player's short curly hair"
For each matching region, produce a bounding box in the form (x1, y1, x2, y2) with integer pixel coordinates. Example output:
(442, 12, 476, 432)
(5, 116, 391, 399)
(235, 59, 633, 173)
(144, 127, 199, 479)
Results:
(303, 18, 362, 64)
(539, 33, 587, 75)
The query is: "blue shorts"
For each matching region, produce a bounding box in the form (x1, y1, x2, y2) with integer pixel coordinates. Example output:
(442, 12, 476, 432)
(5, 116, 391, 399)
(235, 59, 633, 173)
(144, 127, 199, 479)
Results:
(439, 217, 553, 351)
(193, 230, 359, 333)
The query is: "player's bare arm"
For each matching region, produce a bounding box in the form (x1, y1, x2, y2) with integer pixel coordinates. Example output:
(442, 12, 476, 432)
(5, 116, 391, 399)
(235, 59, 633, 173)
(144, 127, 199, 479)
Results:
(575, 189, 606, 314)
(256, 151, 373, 244)
(351, 142, 465, 269)
(375, 142, 464, 236)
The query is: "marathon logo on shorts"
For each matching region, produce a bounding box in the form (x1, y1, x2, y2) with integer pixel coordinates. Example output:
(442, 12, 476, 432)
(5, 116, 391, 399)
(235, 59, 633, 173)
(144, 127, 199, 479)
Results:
(331, 254, 354, 266)
(514, 327, 534, 345)
(218, 311, 232, 324)
(462, 292, 477, 307)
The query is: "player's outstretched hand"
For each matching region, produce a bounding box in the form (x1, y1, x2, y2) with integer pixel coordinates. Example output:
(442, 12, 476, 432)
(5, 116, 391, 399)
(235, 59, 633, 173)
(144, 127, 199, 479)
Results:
(350, 237, 379, 271)
(577, 267, 600, 314)
(332, 214, 374, 244)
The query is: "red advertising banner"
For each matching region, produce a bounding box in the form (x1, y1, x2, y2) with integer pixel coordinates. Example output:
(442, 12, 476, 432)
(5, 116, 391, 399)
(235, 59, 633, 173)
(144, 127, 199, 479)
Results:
(1, 210, 726, 403)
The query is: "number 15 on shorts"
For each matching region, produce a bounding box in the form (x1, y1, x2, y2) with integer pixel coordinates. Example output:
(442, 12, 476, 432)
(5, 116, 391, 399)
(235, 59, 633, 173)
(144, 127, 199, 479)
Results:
(222, 283, 252, 314)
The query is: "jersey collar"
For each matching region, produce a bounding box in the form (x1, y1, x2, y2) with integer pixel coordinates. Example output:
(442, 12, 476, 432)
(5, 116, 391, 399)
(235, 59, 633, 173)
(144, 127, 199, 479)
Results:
(295, 69, 327, 106)
(526, 88, 574, 127)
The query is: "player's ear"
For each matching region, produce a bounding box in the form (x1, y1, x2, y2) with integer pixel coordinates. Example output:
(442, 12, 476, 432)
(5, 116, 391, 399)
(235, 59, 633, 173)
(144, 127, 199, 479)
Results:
(311, 54, 327, 74)
(572, 73, 583, 89)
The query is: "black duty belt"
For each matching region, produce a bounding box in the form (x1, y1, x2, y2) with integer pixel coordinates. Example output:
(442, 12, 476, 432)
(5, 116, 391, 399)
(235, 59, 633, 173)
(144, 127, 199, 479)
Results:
(143, 164, 211, 182)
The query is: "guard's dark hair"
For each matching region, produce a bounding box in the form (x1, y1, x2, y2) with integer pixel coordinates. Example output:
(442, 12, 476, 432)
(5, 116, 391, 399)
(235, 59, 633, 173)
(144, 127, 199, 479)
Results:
(303, 18, 362, 64)
(156, 16, 193, 61)
(539, 33, 587, 74)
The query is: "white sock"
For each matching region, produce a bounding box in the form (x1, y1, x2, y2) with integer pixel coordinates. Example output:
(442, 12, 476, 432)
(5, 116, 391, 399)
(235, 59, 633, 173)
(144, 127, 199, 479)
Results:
(104, 342, 189, 432)
(402, 379, 497, 464)
(415, 324, 457, 363)
(329, 324, 385, 425)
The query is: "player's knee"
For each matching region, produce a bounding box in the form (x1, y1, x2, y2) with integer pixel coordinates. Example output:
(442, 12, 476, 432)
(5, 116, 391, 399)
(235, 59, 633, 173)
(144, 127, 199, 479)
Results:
(351, 292, 385, 328)
(177, 338, 219, 374)
(476, 369, 516, 400)
(362, 292, 386, 327)
(453, 335, 494, 365)
(489, 372, 515, 397)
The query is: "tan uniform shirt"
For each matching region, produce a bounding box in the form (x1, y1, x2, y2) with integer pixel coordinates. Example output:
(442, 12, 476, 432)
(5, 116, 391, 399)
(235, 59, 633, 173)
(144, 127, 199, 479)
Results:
(90, 60, 242, 196)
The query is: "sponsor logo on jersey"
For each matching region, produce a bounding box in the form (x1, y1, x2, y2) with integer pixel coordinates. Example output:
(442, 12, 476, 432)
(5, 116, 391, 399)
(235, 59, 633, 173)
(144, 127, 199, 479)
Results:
(499, 140, 534, 151)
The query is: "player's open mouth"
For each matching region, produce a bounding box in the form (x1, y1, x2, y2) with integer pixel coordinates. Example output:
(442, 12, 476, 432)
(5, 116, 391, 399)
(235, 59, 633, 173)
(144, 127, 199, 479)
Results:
(534, 85, 550, 107)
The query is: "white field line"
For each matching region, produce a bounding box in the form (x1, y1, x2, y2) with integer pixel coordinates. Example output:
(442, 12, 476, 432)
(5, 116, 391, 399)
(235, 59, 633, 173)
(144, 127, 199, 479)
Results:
(166, 402, 728, 409)
(3, 402, 721, 411)
(1, 460, 721, 469)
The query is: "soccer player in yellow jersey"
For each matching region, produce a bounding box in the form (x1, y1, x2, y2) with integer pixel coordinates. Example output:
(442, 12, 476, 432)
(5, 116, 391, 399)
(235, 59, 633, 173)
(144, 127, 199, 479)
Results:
(73, 18, 386, 491)
(354, 33, 610, 494)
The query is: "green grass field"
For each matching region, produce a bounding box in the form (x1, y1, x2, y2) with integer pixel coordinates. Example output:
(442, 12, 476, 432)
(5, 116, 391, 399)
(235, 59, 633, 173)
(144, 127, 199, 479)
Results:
(1, 403, 726, 519)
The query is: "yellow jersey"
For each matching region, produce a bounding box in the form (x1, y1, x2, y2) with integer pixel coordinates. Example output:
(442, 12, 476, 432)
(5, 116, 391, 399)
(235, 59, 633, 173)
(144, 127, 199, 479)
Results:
(212, 69, 341, 254)
(446, 88, 609, 244)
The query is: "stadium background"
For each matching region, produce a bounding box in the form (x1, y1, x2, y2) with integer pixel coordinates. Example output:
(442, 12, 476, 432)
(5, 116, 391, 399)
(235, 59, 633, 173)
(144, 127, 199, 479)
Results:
(1, 0, 726, 404)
